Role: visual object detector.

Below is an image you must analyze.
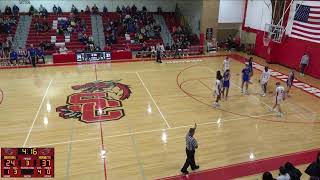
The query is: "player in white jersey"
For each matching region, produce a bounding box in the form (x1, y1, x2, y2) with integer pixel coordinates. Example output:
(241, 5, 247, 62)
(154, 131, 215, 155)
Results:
(223, 56, 230, 72)
(271, 82, 286, 117)
(259, 66, 270, 97)
(213, 71, 223, 108)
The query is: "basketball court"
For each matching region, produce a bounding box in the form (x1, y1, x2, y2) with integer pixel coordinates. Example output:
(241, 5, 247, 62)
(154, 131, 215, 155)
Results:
(0, 53, 319, 180)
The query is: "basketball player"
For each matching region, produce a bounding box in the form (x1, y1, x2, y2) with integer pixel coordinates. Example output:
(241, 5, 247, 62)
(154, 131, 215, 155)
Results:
(259, 66, 270, 97)
(286, 69, 295, 96)
(222, 69, 230, 99)
(241, 63, 251, 94)
(271, 82, 286, 117)
(213, 71, 223, 108)
(223, 56, 230, 72)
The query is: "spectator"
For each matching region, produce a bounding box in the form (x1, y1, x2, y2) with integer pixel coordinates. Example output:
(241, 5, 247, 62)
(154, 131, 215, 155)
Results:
(18, 48, 27, 63)
(39, 5, 45, 13)
(116, 6, 121, 13)
(36, 47, 45, 64)
(59, 45, 68, 53)
(131, 5, 137, 13)
(29, 5, 35, 16)
(103, 6, 108, 14)
(157, 6, 162, 13)
(13, 4, 19, 15)
(40, 41, 54, 51)
(5, 6, 12, 15)
(39, 5, 48, 18)
(53, 5, 58, 14)
(92, 4, 99, 14)
(34, 20, 42, 32)
(263, 172, 276, 180)
(88, 36, 94, 44)
(82, 33, 89, 44)
(57, 6, 62, 14)
(9, 49, 18, 65)
(277, 166, 290, 180)
(3, 40, 12, 54)
(142, 6, 147, 12)
(300, 52, 309, 76)
(85, 5, 90, 14)
(305, 152, 320, 178)
(78, 31, 84, 42)
(0, 49, 8, 65)
(285, 162, 302, 180)
(71, 4, 78, 14)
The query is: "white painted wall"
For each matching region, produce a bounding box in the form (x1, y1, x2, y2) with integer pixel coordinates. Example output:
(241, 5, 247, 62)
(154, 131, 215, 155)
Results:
(177, 0, 201, 36)
(244, 0, 273, 31)
(0, 0, 178, 12)
(218, 0, 245, 23)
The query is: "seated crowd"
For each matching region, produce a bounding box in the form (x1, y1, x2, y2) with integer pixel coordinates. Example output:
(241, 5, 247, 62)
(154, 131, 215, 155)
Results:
(0, 44, 45, 67)
(0, 17, 17, 34)
(262, 153, 320, 180)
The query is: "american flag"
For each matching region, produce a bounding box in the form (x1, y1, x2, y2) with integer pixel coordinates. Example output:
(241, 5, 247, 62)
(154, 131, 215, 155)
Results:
(289, 3, 320, 43)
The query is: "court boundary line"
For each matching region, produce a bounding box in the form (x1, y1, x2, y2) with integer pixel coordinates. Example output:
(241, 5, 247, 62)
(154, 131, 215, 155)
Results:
(94, 64, 108, 180)
(32, 112, 290, 148)
(156, 148, 320, 180)
(0, 88, 3, 105)
(23, 79, 53, 147)
(136, 72, 171, 128)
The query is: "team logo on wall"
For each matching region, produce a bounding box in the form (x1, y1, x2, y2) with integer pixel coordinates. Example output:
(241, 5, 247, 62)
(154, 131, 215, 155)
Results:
(56, 80, 132, 123)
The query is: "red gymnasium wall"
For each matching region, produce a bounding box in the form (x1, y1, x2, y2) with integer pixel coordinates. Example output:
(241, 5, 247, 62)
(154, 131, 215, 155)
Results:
(242, 0, 320, 79)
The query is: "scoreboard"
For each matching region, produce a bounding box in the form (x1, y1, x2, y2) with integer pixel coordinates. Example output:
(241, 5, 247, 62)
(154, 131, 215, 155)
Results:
(76, 51, 111, 62)
(1, 148, 54, 178)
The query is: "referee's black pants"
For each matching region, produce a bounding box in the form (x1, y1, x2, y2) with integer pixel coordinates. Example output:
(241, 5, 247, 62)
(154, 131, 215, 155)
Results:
(181, 148, 196, 171)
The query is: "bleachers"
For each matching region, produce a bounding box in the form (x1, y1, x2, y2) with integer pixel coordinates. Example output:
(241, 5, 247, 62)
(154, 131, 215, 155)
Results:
(17, 11, 201, 55)
(102, 12, 163, 51)
(0, 15, 19, 42)
(162, 12, 199, 45)
(26, 13, 92, 54)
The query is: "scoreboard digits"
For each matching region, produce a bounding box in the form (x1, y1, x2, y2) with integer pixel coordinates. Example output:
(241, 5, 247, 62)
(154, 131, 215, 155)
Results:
(1, 148, 54, 178)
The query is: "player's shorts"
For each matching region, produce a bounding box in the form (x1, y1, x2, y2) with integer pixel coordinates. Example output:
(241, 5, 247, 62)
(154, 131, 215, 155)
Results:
(276, 97, 283, 105)
(223, 80, 230, 88)
(286, 81, 292, 87)
(261, 81, 267, 86)
(242, 76, 250, 82)
(215, 90, 221, 96)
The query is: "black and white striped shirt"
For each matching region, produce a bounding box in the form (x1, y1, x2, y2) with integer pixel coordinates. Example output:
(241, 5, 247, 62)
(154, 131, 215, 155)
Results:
(186, 133, 198, 151)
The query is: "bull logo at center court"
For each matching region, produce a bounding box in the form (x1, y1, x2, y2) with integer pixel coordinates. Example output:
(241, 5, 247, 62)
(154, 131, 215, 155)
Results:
(56, 80, 132, 123)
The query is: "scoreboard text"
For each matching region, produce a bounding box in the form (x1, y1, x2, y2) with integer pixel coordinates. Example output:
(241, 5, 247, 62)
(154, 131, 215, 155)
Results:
(1, 148, 54, 178)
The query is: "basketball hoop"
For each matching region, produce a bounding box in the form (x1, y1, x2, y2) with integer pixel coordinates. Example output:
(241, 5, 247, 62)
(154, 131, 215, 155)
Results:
(263, 37, 271, 47)
(267, 47, 271, 55)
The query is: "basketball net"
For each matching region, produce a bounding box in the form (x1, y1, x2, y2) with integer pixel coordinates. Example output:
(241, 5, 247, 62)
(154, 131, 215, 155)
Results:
(263, 37, 270, 47)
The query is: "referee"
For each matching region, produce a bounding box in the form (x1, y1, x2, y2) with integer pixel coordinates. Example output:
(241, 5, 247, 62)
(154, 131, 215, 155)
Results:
(181, 123, 199, 174)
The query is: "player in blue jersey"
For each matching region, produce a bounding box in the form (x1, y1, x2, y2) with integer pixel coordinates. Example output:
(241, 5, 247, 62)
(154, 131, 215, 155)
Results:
(241, 63, 251, 94)
(9, 49, 18, 65)
(286, 69, 295, 96)
(222, 69, 230, 99)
